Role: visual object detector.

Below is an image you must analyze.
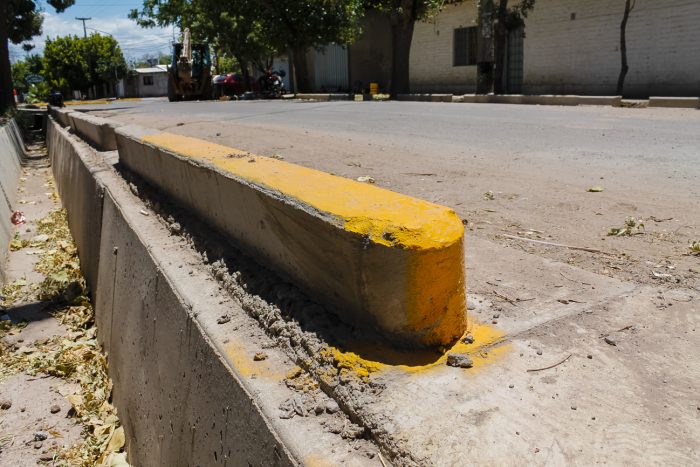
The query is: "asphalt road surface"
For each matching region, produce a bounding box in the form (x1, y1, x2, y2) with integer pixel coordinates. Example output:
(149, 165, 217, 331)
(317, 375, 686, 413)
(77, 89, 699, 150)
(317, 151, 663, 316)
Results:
(89, 98, 700, 463)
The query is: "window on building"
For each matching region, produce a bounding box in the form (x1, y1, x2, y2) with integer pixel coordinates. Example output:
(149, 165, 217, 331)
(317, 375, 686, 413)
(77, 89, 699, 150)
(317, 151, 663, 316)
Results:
(454, 27, 478, 66)
(143, 75, 154, 86)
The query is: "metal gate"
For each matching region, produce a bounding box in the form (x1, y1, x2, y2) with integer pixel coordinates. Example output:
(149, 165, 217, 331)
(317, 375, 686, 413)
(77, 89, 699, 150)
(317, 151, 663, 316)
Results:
(506, 27, 524, 94)
(314, 44, 349, 92)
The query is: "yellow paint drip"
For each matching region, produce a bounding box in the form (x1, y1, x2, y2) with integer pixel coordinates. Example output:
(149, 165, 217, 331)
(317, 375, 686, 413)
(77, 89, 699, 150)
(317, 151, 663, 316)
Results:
(330, 320, 508, 377)
(141, 132, 463, 251)
(332, 348, 384, 379)
(224, 342, 286, 381)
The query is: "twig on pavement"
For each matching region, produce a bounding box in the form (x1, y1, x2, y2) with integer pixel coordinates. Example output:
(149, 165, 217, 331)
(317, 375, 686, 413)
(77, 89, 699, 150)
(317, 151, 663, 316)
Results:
(502, 234, 613, 255)
(527, 354, 572, 372)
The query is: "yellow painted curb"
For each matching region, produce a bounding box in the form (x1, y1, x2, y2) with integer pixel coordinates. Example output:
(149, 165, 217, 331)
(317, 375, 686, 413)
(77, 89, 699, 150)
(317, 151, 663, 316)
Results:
(119, 128, 467, 347)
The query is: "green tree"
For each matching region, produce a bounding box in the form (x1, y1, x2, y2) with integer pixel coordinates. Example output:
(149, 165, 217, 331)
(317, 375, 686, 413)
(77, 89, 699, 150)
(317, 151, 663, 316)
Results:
(258, 0, 363, 91)
(365, 1, 444, 97)
(477, 0, 536, 94)
(11, 53, 43, 95)
(43, 34, 127, 95)
(1, 0, 75, 113)
(129, 0, 363, 92)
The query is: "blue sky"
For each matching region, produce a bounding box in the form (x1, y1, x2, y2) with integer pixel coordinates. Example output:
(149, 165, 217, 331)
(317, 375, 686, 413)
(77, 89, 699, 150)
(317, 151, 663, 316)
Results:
(10, 0, 175, 62)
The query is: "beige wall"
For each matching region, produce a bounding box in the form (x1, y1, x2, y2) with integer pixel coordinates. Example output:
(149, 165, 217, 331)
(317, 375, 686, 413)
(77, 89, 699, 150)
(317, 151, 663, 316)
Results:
(408, 0, 700, 97)
(524, 0, 700, 97)
(410, 2, 478, 94)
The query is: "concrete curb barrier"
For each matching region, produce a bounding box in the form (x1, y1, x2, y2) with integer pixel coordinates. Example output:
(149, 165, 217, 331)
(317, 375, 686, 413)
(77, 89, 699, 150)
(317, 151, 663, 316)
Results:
(95, 183, 298, 467)
(294, 93, 352, 101)
(115, 126, 467, 348)
(48, 106, 74, 128)
(457, 94, 621, 106)
(47, 117, 384, 465)
(397, 94, 453, 103)
(68, 112, 123, 151)
(648, 97, 700, 109)
(47, 121, 107, 290)
(0, 119, 24, 282)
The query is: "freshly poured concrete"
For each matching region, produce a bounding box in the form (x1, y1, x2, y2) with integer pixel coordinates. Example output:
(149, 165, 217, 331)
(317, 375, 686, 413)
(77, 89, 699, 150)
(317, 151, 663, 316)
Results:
(115, 126, 467, 348)
(47, 119, 383, 466)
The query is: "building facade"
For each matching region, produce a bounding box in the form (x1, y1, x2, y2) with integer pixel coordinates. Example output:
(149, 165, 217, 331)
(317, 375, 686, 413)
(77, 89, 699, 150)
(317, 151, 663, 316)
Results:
(121, 66, 169, 98)
(410, 0, 700, 97)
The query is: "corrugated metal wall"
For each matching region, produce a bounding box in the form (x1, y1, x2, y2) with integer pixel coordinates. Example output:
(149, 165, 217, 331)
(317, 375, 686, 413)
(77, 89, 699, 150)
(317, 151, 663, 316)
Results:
(314, 44, 349, 92)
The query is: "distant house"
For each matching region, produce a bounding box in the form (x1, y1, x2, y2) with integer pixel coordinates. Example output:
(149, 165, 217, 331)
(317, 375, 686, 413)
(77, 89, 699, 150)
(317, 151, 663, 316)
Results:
(120, 65, 169, 98)
(305, 0, 700, 97)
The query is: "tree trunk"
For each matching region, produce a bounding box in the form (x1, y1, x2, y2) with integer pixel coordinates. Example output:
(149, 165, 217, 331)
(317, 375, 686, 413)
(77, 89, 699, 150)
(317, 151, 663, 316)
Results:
(476, 0, 495, 94)
(616, 0, 633, 96)
(390, 13, 415, 98)
(493, 0, 509, 94)
(0, 1, 16, 114)
(292, 46, 310, 93)
(236, 54, 251, 92)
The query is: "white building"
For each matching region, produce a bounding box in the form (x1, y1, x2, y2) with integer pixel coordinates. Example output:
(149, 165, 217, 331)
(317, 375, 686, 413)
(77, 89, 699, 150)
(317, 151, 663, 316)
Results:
(410, 0, 700, 97)
(308, 0, 699, 97)
(122, 65, 169, 98)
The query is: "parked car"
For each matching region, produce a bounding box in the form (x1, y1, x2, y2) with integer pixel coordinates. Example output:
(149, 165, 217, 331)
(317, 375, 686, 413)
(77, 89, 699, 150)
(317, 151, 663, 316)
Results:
(213, 73, 259, 97)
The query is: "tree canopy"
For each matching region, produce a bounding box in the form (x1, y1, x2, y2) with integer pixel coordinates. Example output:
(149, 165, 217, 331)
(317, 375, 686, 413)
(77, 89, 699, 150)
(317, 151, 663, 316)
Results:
(129, 0, 364, 90)
(43, 34, 127, 94)
(2, 0, 76, 112)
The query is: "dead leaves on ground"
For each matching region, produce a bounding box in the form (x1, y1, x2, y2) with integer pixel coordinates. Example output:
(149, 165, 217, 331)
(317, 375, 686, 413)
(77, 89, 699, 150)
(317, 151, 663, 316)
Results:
(0, 208, 128, 466)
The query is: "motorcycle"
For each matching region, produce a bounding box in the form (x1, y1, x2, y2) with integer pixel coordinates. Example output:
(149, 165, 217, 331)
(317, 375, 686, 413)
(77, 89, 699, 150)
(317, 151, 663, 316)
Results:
(258, 69, 286, 99)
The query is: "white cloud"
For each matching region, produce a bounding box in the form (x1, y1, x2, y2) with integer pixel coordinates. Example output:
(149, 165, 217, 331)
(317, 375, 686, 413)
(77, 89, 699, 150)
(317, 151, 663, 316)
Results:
(10, 11, 175, 62)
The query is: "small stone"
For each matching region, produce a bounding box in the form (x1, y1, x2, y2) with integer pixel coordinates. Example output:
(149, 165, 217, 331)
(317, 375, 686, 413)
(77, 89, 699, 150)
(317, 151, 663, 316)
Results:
(587, 354, 593, 359)
(493, 313, 500, 319)
(534, 448, 540, 453)
(168, 222, 182, 234)
(314, 404, 325, 415)
(446, 353, 473, 368)
(21, 407, 26, 412)
(0, 399, 11, 410)
(571, 406, 577, 410)
(604, 336, 617, 346)
(34, 431, 48, 441)
(536, 349, 543, 356)
(466, 297, 478, 310)
(492, 320, 498, 324)
(508, 384, 514, 389)
(216, 315, 231, 324)
(34, 441, 43, 449)
(253, 352, 268, 361)
(39, 454, 54, 462)
(50, 404, 60, 414)
(462, 334, 475, 344)
(325, 400, 340, 414)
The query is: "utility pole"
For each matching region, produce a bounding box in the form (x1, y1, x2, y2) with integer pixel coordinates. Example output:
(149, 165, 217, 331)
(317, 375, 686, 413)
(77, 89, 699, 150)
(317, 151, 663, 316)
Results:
(76, 17, 92, 98)
(75, 17, 91, 38)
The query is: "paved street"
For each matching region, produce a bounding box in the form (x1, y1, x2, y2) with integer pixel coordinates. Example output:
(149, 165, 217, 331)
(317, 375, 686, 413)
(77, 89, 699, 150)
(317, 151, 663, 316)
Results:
(89, 98, 700, 463)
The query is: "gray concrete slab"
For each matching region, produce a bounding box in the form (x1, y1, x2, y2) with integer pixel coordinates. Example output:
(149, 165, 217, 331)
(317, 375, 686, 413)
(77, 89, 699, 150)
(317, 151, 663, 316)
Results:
(47, 121, 106, 293)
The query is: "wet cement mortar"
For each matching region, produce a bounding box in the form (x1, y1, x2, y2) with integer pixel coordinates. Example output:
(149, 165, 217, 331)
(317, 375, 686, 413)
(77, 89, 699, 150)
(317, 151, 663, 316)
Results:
(117, 165, 429, 466)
